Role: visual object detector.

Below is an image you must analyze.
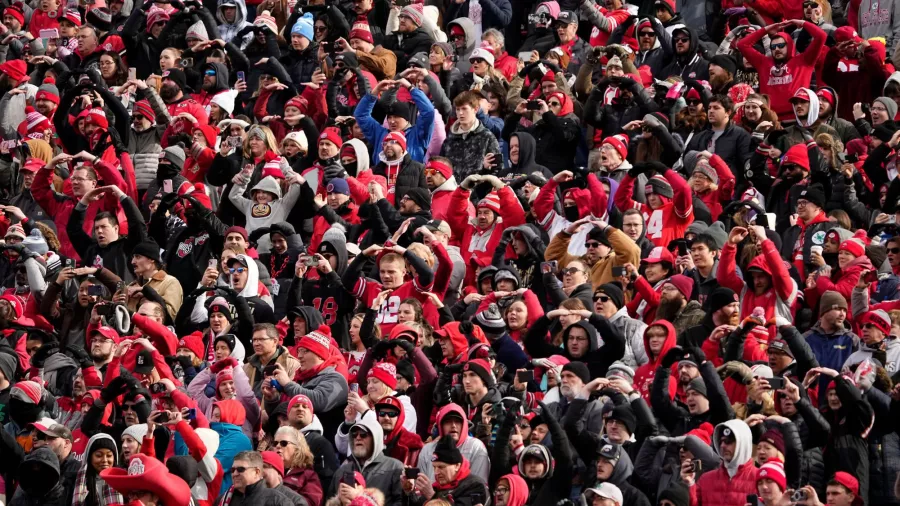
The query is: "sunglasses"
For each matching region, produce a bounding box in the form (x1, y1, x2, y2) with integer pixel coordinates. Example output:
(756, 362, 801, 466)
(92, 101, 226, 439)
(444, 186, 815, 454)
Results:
(350, 430, 370, 439)
(231, 466, 258, 474)
(314, 25, 327, 32)
(639, 31, 656, 37)
(204, 70, 216, 76)
(593, 294, 611, 303)
(889, 248, 900, 254)
(273, 440, 295, 448)
(674, 37, 690, 43)
(228, 267, 246, 274)
(803, 2, 818, 7)
(687, 99, 702, 106)
(562, 267, 582, 275)
(35, 432, 59, 441)
(548, 101, 561, 107)
(377, 410, 400, 418)
(585, 241, 602, 249)
(770, 42, 787, 50)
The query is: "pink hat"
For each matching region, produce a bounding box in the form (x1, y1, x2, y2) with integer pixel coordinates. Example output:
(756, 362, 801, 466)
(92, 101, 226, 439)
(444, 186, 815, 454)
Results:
(757, 458, 787, 491)
(367, 362, 398, 390)
(253, 10, 278, 34)
(215, 369, 234, 389)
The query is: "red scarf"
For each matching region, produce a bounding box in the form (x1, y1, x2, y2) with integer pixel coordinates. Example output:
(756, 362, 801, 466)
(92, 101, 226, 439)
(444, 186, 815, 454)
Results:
(293, 360, 329, 382)
(432, 458, 472, 492)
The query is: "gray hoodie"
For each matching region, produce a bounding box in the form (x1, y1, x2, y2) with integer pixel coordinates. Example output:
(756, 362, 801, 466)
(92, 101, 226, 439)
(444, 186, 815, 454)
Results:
(216, 0, 252, 48)
(447, 18, 477, 74)
(329, 410, 405, 505)
(228, 175, 303, 247)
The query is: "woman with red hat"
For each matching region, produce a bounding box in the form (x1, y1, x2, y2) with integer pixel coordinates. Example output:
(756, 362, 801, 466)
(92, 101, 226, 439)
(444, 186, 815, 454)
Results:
(101, 453, 192, 506)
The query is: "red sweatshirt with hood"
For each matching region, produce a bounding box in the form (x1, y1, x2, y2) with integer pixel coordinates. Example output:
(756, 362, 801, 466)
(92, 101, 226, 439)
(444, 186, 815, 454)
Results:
(633, 320, 679, 403)
(736, 22, 827, 121)
(717, 238, 798, 321)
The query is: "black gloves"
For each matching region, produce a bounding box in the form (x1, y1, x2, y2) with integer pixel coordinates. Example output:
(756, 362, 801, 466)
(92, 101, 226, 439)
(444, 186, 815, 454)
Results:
(183, 193, 209, 211)
(323, 165, 347, 182)
(444, 363, 464, 375)
(685, 345, 706, 366)
(371, 340, 392, 360)
(158, 192, 179, 210)
(65, 345, 93, 369)
(30, 342, 60, 368)
(100, 376, 130, 404)
(660, 345, 684, 369)
(518, 61, 539, 78)
(391, 339, 415, 355)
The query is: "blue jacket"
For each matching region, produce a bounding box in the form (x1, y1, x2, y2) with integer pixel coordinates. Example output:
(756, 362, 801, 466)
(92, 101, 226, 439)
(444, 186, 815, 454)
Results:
(354, 88, 435, 163)
(491, 332, 529, 373)
(175, 422, 252, 490)
(803, 323, 859, 402)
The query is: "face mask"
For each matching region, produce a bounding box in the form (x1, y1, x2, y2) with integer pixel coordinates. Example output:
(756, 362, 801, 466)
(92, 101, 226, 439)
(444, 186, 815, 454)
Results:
(343, 161, 358, 177)
(564, 205, 580, 222)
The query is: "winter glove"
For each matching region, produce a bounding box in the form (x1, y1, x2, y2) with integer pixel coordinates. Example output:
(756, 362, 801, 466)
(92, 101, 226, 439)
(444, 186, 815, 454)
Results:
(686, 345, 706, 366)
(481, 175, 504, 189)
(648, 435, 669, 445)
(391, 339, 415, 355)
(460, 175, 482, 190)
(660, 345, 684, 369)
(518, 61, 539, 78)
(718, 360, 753, 384)
(634, 161, 668, 176)
(617, 76, 637, 90)
(30, 342, 60, 368)
(527, 172, 548, 186)
(65, 345, 93, 369)
(444, 363, 464, 375)
(371, 340, 393, 360)
(541, 60, 561, 73)
(100, 376, 130, 404)
(210, 357, 239, 373)
(182, 193, 210, 211)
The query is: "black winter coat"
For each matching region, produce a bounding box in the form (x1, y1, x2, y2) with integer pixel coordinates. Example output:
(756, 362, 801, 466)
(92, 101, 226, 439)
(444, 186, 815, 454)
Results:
(279, 45, 320, 90)
(502, 110, 580, 174)
(823, 376, 873, 504)
(383, 27, 434, 69)
(583, 78, 657, 138)
(685, 123, 752, 183)
(373, 154, 427, 210)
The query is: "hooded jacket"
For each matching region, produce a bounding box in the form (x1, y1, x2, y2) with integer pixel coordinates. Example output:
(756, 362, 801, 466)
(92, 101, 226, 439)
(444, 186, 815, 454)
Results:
(298, 235, 355, 348)
(690, 420, 757, 506)
(216, 0, 252, 47)
(524, 314, 626, 379)
(534, 175, 609, 257)
(417, 404, 491, 482)
(633, 319, 679, 403)
(192, 62, 232, 108)
(717, 238, 798, 321)
(587, 445, 650, 506)
(500, 132, 553, 180)
(329, 410, 404, 505)
(229, 175, 303, 238)
(658, 27, 710, 81)
(431, 176, 474, 222)
(440, 119, 501, 181)
(9, 447, 67, 506)
(447, 18, 478, 73)
(736, 22, 827, 121)
(823, 42, 892, 124)
(354, 87, 435, 163)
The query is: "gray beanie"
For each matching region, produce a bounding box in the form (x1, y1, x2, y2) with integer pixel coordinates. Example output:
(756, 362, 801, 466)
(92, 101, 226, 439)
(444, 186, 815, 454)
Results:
(161, 146, 186, 170)
(697, 221, 728, 250)
(322, 223, 347, 246)
(875, 96, 899, 121)
(0, 351, 15, 382)
(475, 303, 506, 331)
(22, 228, 48, 256)
(682, 150, 701, 175)
(692, 159, 719, 184)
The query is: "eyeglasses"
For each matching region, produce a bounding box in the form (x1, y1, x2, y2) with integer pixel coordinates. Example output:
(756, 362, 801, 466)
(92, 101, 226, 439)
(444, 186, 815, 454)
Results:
(273, 440, 296, 448)
(674, 37, 690, 43)
(562, 267, 582, 275)
(99, 60, 115, 67)
(251, 337, 274, 343)
(593, 294, 611, 303)
(770, 42, 787, 50)
(495, 487, 510, 495)
(585, 241, 602, 249)
(231, 466, 258, 474)
(377, 410, 400, 418)
(863, 323, 881, 329)
(122, 403, 138, 411)
(228, 267, 246, 274)
(424, 167, 439, 175)
(471, 58, 487, 65)
(639, 31, 656, 37)
(888, 247, 900, 254)
(872, 105, 889, 112)
(71, 177, 92, 182)
(349, 429, 371, 439)
(796, 199, 810, 207)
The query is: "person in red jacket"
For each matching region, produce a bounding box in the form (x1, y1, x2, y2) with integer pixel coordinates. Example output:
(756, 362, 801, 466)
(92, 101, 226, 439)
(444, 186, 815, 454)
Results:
(689, 152, 735, 222)
(632, 320, 678, 403)
(822, 27, 892, 122)
(445, 174, 525, 284)
(375, 396, 423, 466)
(735, 19, 827, 122)
(688, 419, 757, 506)
(425, 157, 474, 223)
(625, 246, 675, 323)
(614, 162, 693, 247)
(717, 225, 798, 322)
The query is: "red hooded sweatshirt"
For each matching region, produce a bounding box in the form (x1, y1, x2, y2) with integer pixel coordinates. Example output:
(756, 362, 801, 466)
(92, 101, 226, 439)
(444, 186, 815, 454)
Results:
(736, 22, 827, 121)
(633, 320, 679, 403)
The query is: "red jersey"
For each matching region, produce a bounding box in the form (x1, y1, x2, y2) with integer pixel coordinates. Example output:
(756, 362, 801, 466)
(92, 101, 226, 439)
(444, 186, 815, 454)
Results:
(352, 277, 439, 335)
(614, 170, 694, 247)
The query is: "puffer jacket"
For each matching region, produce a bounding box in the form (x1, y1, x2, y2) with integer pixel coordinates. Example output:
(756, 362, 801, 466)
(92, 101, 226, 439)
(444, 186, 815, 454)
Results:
(8, 447, 68, 506)
(864, 387, 900, 506)
(439, 120, 501, 181)
(822, 375, 873, 503)
(280, 44, 320, 87)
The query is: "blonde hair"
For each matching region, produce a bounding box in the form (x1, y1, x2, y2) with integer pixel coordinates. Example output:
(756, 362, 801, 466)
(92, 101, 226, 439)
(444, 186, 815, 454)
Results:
(34, 221, 60, 252)
(353, 313, 381, 340)
(406, 242, 435, 269)
(275, 426, 315, 470)
(243, 125, 280, 159)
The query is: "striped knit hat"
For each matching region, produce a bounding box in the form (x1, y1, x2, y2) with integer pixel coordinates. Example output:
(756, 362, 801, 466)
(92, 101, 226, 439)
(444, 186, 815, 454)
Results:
(645, 174, 674, 198)
(349, 15, 374, 44)
(254, 10, 278, 34)
(757, 458, 787, 491)
(477, 191, 501, 214)
(400, 4, 424, 26)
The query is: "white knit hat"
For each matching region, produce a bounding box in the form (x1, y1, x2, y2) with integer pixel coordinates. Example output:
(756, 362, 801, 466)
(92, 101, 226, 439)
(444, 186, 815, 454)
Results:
(469, 44, 495, 67)
(283, 131, 308, 152)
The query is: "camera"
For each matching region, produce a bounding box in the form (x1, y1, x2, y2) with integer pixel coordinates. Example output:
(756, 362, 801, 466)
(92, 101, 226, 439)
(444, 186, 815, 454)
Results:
(301, 255, 319, 267)
(791, 489, 808, 502)
(149, 382, 167, 394)
(264, 364, 278, 376)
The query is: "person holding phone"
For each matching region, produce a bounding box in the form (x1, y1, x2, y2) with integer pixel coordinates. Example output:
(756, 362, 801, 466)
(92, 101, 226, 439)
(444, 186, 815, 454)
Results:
(402, 435, 489, 506)
(330, 411, 404, 504)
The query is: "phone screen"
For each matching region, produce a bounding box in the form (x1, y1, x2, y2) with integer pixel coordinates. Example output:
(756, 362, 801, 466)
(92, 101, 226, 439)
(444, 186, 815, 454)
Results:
(162, 179, 173, 193)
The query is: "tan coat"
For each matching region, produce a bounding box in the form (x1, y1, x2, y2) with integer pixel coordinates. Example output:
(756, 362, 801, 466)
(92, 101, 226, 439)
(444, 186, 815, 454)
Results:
(126, 269, 183, 320)
(544, 226, 641, 289)
(357, 47, 397, 80)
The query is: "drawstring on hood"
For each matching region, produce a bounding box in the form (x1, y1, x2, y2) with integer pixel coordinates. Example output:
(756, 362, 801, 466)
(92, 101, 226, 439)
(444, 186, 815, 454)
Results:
(712, 419, 753, 478)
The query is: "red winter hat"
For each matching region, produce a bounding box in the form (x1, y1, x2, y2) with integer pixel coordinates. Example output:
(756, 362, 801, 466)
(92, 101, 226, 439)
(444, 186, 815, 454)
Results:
(261, 451, 285, 477)
(145, 8, 169, 32)
(839, 237, 866, 258)
(664, 274, 694, 299)
(286, 95, 309, 114)
(133, 100, 155, 121)
(179, 182, 212, 210)
(816, 88, 835, 107)
(601, 134, 629, 160)
(463, 358, 495, 387)
(541, 69, 556, 83)
(297, 325, 332, 360)
(63, 7, 82, 25)
(859, 309, 891, 336)
(834, 25, 862, 43)
(288, 394, 313, 414)
(1, 293, 25, 321)
(84, 108, 109, 130)
(319, 127, 343, 149)
(177, 332, 204, 358)
(35, 77, 60, 105)
(684, 421, 713, 445)
(215, 368, 234, 389)
(101, 454, 192, 506)
(757, 457, 787, 491)
(477, 191, 501, 214)
(4, 5, 24, 26)
(0, 59, 27, 83)
(349, 15, 374, 44)
(383, 131, 407, 152)
(11, 380, 42, 404)
(368, 361, 398, 390)
(832, 471, 860, 498)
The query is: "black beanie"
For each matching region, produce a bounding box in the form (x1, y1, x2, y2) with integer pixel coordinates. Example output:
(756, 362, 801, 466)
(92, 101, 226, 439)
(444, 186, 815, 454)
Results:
(709, 54, 737, 75)
(874, 124, 897, 143)
(609, 405, 637, 434)
(387, 101, 413, 123)
(404, 187, 432, 211)
(587, 226, 611, 248)
(132, 241, 162, 264)
(433, 435, 463, 464)
(562, 362, 591, 384)
(706, 287, 738, 314)
(334, 51, 359, 69)
(396, 359, 416, 385)
(596, 283, 624, 309)
(214, 333, 237, 352)
(166, 456, 199, 488)
(659, 483, 691, 506)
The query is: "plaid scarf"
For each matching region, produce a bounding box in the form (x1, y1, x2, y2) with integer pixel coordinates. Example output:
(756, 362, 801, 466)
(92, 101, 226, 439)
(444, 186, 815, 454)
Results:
(72, 466, 123, 506)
